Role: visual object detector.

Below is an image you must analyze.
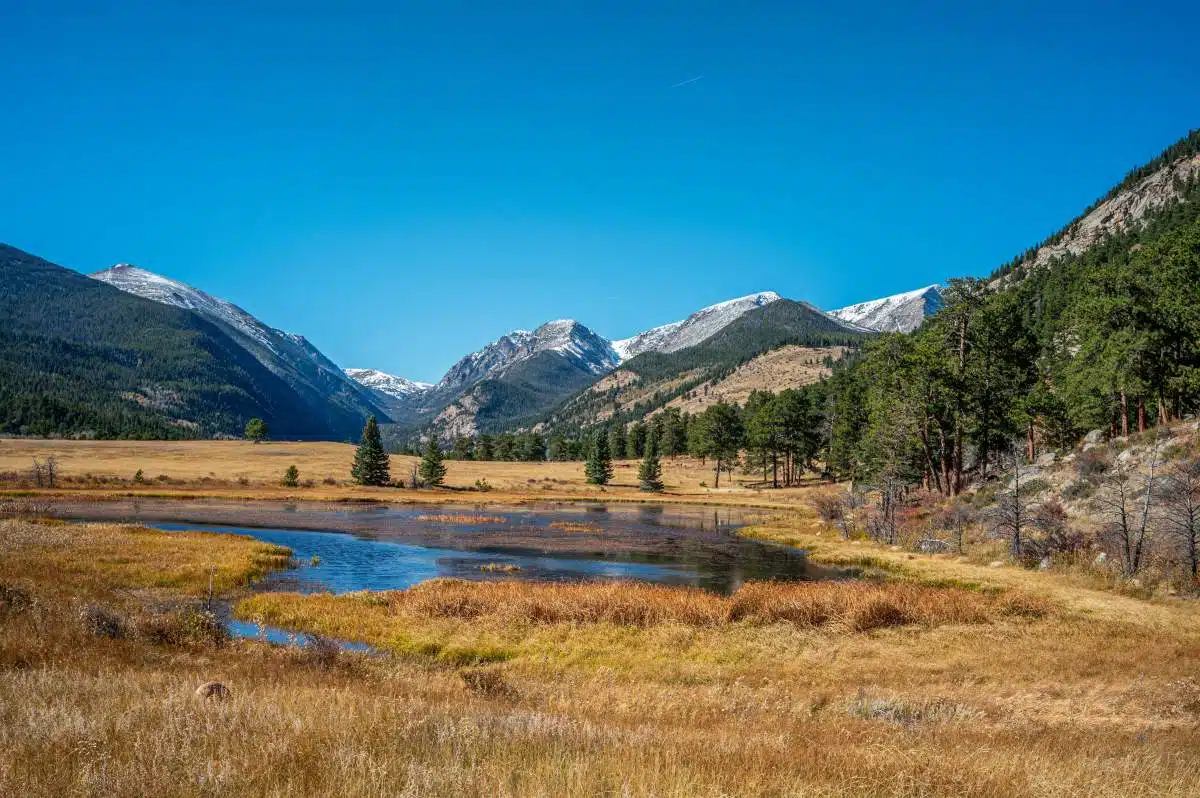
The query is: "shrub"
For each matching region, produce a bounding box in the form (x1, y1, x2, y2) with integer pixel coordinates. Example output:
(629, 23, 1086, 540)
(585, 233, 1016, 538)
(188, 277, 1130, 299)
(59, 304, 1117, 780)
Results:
(1022, 500, 1086, 567)
(1061, 480, 1097, 501)
(138, 606, 229, 647)
(303, 633, 340, 669)
(1076, 448, 1113, 480)
(459, 667, 516, 699)
(0, 584, 33, 615)
(81, 605, 126, 639)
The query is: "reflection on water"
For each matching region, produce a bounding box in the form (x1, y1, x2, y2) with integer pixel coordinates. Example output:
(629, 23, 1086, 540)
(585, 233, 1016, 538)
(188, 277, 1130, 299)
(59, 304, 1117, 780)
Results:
(157, 522, 710, 592)
(226, 619, 372, 652)
(127, 501, 832, 595)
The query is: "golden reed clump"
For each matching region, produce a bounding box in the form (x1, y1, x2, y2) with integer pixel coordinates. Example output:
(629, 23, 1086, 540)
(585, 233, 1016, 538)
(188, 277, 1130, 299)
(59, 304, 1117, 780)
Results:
(371, 578, 1051, 632)
(415, 514, 508, 525)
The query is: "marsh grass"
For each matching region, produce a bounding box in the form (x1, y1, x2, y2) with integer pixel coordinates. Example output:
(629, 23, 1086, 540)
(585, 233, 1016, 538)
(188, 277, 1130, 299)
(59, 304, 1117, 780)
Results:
(548, 521, 604, 534)
(2, 501, 1200, 796)
(0, 518, 292, 598)
(416, 513, 508, 524)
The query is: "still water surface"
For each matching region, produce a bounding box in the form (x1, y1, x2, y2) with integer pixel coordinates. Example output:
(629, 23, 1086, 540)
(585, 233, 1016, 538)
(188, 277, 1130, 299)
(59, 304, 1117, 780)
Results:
(69, 499, 839, 594)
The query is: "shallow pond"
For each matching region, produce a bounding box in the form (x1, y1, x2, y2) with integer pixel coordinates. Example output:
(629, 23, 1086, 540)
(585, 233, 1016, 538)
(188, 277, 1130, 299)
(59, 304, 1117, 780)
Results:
(65, 499, 842, 594)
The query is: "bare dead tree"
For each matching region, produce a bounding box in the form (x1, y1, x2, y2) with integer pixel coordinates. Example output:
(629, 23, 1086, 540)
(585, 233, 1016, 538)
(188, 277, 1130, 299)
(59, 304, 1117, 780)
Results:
(992, 448, 1032, 560)
(813, 493, 852, 538)
(931, 502, 972, 555)
(44, 455, 58, 488)
(1159, 457, 1200, 584)
(30, 458, 45, 488)
(866, 476, 905, 545)
(1096, 433, 1162, 578)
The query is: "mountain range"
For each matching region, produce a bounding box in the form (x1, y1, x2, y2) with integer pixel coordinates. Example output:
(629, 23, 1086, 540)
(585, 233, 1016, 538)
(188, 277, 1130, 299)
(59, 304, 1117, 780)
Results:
(7, 130, 1195, 443)
(27, 262, 923, 441)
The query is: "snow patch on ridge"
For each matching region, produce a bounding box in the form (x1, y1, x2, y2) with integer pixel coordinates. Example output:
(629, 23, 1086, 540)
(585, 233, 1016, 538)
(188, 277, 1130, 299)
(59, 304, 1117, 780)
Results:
(344, 368, 432, 399)
(829, 285, 943, 333)
(93, 264, 281, 353)
(611, 291, 780, 361)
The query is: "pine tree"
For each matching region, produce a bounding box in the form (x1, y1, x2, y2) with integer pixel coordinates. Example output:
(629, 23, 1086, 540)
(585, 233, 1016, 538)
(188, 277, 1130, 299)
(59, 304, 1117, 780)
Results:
(607, 425, 626, 462)
(281, 464, 300, 487)
(585, 429, 613, 485)
(419, 437, 447, 487)
(638, 430, 664, 492)
(350, 416, 391, 486)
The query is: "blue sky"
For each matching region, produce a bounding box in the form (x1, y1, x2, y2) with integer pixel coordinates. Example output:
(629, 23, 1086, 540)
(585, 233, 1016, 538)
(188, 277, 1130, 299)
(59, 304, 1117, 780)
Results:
(3, 1, 1197, 382)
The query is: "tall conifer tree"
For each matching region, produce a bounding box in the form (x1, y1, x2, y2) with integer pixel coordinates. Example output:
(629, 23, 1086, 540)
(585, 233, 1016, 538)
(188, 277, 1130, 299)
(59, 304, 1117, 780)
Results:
(638, 430, 664, 492)
(419, 437, 447, 487)
(350, 416, 390, 486)
(585, 429, 614, 485)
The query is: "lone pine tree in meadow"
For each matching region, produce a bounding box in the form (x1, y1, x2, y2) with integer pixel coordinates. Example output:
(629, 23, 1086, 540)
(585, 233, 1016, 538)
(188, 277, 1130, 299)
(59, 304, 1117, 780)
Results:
(585, 429, 613, 485)
(638, 430, 664, 493)
(350, 416, 390, 486)
(419, 437, 447, 487)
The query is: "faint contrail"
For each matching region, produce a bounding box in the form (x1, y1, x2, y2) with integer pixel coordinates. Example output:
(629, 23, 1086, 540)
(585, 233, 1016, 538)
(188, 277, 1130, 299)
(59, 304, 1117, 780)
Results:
(668, 75, 704, 89)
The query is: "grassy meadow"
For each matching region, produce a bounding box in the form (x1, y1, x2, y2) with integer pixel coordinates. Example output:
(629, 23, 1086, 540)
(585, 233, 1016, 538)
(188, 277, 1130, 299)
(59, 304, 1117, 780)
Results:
(0, 438, 817, 506)
(0, 441, 1198, 795)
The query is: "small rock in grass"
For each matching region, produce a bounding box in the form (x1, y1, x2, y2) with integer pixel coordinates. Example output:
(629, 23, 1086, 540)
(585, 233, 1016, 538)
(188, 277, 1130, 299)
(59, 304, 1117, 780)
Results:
(195, 681, 230, 702)
(988, 561, 1004, 568)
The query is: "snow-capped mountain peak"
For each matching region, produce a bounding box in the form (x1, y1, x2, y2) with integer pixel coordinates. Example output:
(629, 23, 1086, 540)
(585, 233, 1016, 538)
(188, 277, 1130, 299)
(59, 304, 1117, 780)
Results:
(343, 368, 432, 399)
(93, 264, 280, 353)
(91, 263, 390, 421)
(611, 291, 780, 361)
(829, 285, 943, 333)
(434, 319, 618, 397)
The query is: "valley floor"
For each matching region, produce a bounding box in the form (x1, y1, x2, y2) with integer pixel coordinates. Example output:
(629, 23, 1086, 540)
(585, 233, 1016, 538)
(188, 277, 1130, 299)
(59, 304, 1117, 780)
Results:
(0, 438, 820, 508)
(1, 461, 1198, 796)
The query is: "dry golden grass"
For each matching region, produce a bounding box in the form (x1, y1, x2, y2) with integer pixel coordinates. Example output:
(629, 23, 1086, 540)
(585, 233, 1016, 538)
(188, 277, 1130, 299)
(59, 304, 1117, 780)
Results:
(0, 518, 291, 599)
(665, 345, 846, 416)
(2, 497, 1200, 795)
(547, 520, 604, 534)
(416, 513, 507, 524)
(241, 578, 1050, 636)
(0, 438, 816, 506)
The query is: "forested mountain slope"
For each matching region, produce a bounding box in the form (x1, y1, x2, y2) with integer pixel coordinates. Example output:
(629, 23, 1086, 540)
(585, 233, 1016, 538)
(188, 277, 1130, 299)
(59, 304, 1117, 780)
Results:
(93, 265, 391, 429)
(823, 129, 1200, 495)
(0, 245, 361, 440)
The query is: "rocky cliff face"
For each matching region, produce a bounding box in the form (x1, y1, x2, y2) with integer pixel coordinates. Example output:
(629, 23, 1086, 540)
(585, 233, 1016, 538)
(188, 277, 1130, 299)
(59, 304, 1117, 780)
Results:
(1020, 152, 1200, 273)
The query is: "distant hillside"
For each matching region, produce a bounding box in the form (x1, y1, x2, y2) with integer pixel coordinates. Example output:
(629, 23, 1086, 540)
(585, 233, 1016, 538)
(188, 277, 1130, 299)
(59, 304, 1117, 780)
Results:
(533, 299, 869, 433)
(612, 292, 780, 361)
(818, 128, 1200, 496)
(429, 321, 619, 440)
(0, 245, 358, 440)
